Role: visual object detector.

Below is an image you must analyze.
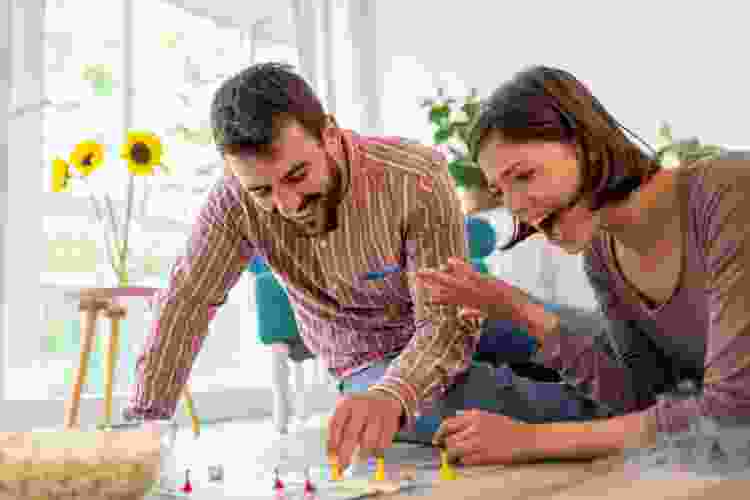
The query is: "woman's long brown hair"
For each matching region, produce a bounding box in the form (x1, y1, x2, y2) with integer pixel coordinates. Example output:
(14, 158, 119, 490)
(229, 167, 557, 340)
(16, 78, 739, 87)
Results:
(469, 66, 661, 250)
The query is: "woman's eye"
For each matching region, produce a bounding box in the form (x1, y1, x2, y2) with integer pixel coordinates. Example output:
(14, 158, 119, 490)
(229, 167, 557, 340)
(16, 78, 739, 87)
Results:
(516, 171, 534, 182)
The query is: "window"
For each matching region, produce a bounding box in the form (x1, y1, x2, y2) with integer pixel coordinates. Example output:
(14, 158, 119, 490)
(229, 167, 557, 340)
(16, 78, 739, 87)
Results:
(15, 0, 303, 426)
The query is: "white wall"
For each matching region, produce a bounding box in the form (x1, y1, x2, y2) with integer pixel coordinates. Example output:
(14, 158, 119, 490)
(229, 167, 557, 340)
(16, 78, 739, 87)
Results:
(373, 0, 748, 310)
(375, 0, 749, 148)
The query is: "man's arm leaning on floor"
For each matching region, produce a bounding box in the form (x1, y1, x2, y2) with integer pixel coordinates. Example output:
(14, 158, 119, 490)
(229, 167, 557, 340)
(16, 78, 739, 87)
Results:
(124, 177, 257, 421)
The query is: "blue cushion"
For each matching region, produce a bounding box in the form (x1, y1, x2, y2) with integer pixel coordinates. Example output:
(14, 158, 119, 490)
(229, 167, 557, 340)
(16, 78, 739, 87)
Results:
(254, 270, 301, 345)
(248, 255, 270, 275)
(465, 216, 497, 260)
(472, 259, 490, 275)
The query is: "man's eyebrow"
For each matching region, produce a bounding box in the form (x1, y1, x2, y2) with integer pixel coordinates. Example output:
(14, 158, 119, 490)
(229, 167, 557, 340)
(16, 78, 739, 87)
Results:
(247, 161, 308, 191)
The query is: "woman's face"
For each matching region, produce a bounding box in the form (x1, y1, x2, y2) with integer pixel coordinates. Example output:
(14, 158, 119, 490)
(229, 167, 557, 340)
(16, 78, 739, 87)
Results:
(477, 133, 601, 253)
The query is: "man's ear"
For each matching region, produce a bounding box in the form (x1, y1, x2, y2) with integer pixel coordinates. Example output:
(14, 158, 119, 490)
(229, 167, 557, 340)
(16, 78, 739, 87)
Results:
(321, 115, 342, 151)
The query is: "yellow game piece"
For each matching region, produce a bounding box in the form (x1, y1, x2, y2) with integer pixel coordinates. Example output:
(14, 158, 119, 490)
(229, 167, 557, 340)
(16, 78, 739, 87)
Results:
(374, 456, 385, 481)
(329, 455, 342, 481)
(439, 448, 457, 481)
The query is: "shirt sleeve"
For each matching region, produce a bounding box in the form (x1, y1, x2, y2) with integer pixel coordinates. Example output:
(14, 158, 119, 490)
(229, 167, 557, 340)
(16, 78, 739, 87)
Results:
(367, 147, 482, 428)
(533, 245, 679, 418)
(647, 161, 750, 433)
(124, 177, 256, 421)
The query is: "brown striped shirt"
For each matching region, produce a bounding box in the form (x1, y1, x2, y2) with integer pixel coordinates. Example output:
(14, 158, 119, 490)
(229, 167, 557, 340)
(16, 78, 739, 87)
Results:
(126, 130, 482, 427)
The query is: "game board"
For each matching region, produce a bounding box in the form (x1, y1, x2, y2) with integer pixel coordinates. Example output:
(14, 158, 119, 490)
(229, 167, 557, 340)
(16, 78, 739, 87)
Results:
(147, 439, 481, 499)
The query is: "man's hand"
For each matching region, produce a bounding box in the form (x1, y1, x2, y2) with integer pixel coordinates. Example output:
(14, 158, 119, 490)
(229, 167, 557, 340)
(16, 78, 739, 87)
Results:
(432, 409, 534, 466)
(327, 391, 403, 471)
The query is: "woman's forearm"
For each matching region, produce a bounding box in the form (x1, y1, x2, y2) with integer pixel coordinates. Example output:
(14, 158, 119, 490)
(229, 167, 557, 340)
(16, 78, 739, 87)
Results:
(525, 410, 656, 461)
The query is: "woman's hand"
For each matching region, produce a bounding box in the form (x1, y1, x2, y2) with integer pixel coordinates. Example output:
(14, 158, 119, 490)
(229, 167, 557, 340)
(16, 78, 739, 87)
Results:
(432, 409, 536, 465)
(416, 257, 531, 323)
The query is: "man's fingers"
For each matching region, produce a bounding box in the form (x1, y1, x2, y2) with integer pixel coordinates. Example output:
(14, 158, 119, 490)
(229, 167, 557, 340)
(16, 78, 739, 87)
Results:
(361, 414, 383, 452)
(338, 412, 367, 471)
(327, 405, 349, 452)
(379, 410, 399, 451)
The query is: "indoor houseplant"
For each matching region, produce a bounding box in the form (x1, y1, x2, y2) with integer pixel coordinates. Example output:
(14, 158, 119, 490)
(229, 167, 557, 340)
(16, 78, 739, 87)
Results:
(421, 88, 497, 214)
(654, 121, 726, 167)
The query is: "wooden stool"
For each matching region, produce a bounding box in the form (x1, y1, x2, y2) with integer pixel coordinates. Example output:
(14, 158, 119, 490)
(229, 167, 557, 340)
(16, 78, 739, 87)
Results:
(64, 288, 200, 437)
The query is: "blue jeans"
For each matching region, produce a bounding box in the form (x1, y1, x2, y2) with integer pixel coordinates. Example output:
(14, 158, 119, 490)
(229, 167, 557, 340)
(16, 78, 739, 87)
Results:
(337, 354, 611, 444)
(335, 302, 616, 444)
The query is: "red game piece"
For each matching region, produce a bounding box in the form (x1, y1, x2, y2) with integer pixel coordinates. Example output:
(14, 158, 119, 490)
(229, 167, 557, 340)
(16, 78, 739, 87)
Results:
(180, 469, 193, 494)
(304, 467, 316, 495)
(273, 467, 285, 491)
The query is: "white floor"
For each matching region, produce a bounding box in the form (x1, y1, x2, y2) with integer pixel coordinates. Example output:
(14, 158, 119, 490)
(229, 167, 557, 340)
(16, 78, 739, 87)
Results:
(146, 412, 442, 499)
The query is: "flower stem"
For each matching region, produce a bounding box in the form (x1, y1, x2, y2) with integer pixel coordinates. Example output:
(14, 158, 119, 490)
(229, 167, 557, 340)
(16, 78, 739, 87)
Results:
(121, 172, 136, 286)
(103, 194, 122, 255)
(87, 191, 120, 282)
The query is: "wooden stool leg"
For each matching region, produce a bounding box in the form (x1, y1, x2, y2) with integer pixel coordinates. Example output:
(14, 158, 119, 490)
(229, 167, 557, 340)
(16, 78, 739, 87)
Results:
(103, 303, 126, 429)
(182, 386, 200, 438)
(65, 298, 106, 429)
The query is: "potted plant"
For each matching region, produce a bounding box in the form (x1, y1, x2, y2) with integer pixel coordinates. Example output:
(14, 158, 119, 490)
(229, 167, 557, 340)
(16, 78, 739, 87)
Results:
(654, 121, 726, 168)
(421, 89, 498, 214)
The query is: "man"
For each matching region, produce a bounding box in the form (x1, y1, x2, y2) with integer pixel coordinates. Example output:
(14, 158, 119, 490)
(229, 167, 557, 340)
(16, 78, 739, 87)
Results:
(124, 63, 607, 469)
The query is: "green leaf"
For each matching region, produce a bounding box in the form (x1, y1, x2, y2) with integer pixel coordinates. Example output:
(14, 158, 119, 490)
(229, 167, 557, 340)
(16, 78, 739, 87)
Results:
(429, 104, 451, 125)
(658, 122, 673, 142)
(433, 127, 452, 144)
(93, 77, 114, 97)
(448, 159, 486, 188)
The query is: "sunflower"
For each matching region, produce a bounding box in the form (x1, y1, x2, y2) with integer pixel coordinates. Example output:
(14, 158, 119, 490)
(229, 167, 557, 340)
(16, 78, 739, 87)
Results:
(121, 131, 163, 176)
(70, 140, 105, 177)
(51, 157, 71, 192)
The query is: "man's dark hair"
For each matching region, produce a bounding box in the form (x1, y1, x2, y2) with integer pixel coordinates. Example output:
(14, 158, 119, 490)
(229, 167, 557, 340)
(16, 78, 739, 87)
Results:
(468, 65, 660, 250)
(210, 62, 328, 157)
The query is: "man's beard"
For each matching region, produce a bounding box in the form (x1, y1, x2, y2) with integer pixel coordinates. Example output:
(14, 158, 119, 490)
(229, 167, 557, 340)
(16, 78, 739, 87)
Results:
(294, 163, 343, 237)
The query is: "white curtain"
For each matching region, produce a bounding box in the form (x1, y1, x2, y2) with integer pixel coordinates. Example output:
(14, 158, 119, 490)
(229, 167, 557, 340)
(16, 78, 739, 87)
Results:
(291, 0, 381, 134)
(0, 0, 9, 404)
(159, 0, 286, 30)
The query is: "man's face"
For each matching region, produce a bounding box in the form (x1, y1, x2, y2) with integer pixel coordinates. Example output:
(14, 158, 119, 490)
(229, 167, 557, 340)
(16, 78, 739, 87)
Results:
(225, 120, 344, 236)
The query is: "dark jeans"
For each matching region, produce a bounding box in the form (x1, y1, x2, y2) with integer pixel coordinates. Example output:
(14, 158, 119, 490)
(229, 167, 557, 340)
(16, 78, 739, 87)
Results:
(336, 355, 612, 445)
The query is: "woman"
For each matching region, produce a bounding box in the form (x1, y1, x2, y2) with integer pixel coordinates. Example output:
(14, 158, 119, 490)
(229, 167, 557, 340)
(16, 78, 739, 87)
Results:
(417, 65, 750, 466)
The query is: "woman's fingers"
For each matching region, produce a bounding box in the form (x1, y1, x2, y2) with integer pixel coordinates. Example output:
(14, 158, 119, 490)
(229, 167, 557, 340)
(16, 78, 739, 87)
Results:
(459, 307, 485, 321)
(416, 269, 468, 290)
(448, 257, 476, 274)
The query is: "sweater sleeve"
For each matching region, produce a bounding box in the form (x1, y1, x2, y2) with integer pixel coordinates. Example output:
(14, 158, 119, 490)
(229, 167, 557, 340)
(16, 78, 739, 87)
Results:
(533, 243, 678, 417)
(647, 160, 750, 432)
